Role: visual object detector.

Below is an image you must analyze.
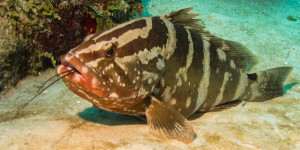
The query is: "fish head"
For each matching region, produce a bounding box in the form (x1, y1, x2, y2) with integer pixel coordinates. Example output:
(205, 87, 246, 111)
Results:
(56, 18, 166, 109)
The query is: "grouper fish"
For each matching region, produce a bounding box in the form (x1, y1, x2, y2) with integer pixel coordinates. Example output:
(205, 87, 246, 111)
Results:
(56, 8, 292, 143)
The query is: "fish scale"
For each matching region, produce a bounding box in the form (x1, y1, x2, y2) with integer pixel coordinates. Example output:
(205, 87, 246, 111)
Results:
(55, 8, 293, 143)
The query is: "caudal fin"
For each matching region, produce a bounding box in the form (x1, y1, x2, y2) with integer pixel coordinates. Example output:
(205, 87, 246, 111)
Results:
(247, 66, 293, 102)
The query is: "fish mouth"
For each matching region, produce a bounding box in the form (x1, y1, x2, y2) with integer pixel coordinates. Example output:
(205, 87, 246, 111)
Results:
(56, 54, 110, 98)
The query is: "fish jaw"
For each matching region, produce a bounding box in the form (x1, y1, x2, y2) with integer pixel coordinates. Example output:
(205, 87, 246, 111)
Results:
(56, 53, 111, 98)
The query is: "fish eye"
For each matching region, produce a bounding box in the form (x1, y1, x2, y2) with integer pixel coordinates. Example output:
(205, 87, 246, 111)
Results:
(104, 48, 115, 58)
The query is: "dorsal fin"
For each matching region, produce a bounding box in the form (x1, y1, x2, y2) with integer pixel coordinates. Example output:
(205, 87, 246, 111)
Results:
(163, 7, 214, 41)
(163, 8, 259, 72)
(209, 38, 259, 72)
(220, 40, 259, 72)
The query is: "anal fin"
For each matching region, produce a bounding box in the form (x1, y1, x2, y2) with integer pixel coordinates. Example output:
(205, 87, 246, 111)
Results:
(145, 96, 194, 143)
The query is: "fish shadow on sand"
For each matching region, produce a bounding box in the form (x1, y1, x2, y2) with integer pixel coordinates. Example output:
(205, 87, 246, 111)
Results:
(188, 112, 205, 121)
(78, 107, 146, 126)
(78, 106, 205, 126)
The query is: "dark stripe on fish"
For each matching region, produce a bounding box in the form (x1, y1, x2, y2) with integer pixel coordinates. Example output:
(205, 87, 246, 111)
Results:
(97, 19, 147, 42)
(182, 31, 205, 115)
(222, 60, 240, 103)
(202, 48, 242, 109)
(163, 23, 189, 83)
(69, 19, 147, 56)
(201, 43, 225, 108)
(162, 23, 190, 111)
(247, 73, 257, 81)
(117, 17, 168, 57)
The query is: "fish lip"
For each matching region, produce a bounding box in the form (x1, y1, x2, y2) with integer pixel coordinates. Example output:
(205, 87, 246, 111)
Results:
(59, 54, 87, 79)
(57, 53, 110, 98)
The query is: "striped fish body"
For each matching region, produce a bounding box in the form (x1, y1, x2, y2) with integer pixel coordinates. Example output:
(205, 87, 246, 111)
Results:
(154, 23, 245, 117)
(57, 8, 292, 143)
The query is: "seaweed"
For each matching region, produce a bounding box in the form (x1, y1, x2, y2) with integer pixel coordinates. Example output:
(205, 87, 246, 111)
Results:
(287, 15, 297, 21)
(0, 0, 144, 93)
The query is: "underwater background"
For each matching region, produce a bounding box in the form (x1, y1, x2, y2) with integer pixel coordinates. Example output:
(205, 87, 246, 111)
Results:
(0, 0, 299, 149)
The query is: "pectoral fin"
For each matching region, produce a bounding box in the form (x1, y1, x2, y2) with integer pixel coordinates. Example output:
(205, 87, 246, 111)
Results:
(145, 96, 194, 143)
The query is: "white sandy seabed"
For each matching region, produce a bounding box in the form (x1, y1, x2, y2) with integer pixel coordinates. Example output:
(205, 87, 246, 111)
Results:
(0, 0, 299, 149)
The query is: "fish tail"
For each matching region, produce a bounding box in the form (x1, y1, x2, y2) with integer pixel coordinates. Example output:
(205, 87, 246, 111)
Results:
(245, 66, 293, 102)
